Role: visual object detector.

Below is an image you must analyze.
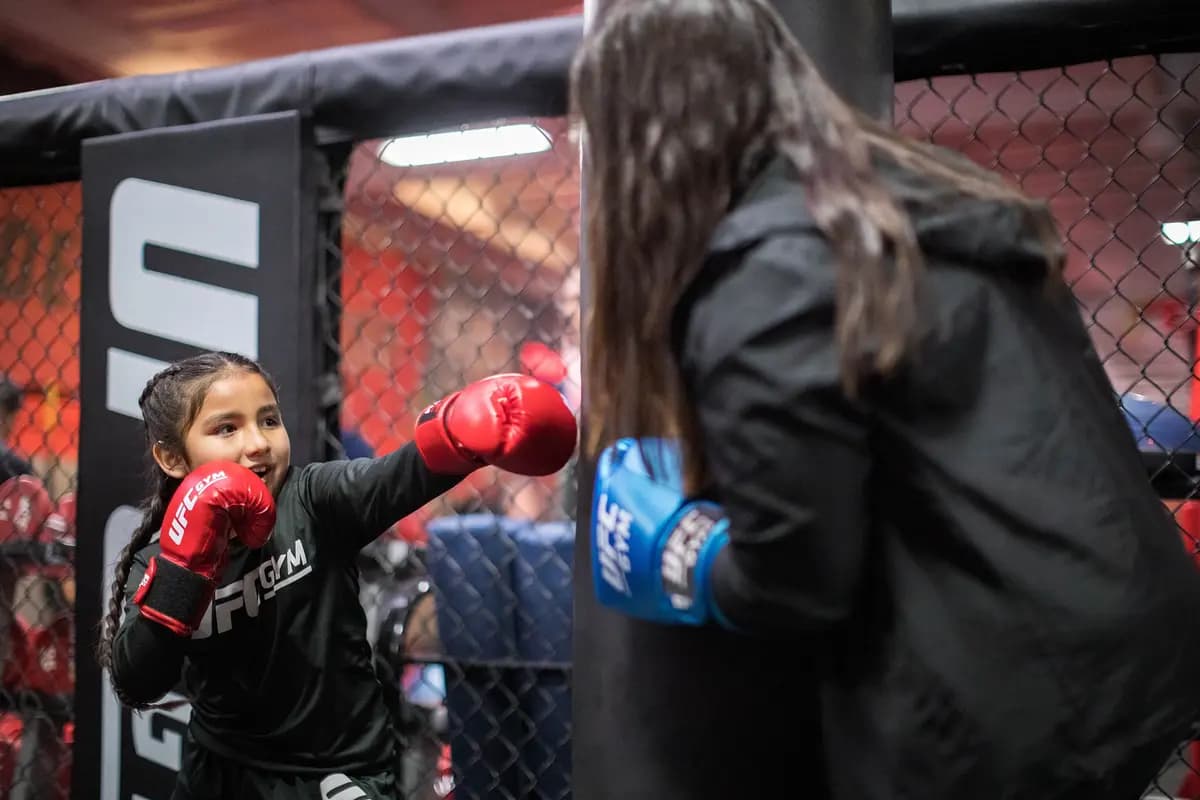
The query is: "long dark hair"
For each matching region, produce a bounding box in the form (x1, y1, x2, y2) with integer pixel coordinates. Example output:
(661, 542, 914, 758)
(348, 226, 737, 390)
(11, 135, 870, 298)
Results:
(572, 0, 1063, 491)
(95, 351, 279, 709)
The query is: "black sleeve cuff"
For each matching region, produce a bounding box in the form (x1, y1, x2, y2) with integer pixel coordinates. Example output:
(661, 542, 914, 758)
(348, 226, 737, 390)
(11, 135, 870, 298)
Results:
(135, 555, 215, 633)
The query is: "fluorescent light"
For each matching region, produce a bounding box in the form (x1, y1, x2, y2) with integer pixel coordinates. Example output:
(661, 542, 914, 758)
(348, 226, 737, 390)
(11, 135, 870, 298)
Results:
(378, 124, 552, 167)
(1162, 220, 1200, 245)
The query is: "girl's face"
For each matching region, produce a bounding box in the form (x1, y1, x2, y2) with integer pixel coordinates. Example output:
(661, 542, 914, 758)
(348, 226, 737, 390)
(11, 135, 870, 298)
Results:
(158, 371, 292, 496)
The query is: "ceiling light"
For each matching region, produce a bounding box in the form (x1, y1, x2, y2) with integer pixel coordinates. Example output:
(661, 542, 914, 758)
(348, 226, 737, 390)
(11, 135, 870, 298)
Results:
(1162, 221, 1200, 245)
(378, 124, 552, 168)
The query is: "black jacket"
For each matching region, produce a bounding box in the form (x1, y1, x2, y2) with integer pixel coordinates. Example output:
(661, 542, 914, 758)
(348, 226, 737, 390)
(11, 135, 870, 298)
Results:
(675, 155, 1200, 798)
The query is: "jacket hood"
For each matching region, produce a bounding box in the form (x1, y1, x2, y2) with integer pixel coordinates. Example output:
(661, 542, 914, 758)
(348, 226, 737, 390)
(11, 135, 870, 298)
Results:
(707, 153, 1053, 280)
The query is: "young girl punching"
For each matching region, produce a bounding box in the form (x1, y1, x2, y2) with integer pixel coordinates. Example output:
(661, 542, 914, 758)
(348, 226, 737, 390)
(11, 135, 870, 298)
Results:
(95, 351, 576, 799)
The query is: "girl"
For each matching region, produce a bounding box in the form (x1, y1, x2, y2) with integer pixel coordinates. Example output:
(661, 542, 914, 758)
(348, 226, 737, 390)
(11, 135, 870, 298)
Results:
(96, 351, 576, 799)
(575, 1, 1200, 799)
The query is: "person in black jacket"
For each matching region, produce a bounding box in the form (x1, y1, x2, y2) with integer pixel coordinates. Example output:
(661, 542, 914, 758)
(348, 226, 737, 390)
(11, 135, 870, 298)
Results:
(0, 375, 32, 483)
(574, 1, 1200, 798)
(95, 351, 576, 799)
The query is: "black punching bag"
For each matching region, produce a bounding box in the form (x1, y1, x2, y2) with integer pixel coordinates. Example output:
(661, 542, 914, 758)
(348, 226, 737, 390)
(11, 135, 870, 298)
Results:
(571, 2, 893, 800)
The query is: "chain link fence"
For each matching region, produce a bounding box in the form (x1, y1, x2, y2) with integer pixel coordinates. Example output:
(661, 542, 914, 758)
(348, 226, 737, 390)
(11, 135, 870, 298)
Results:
(332, 117, 580, 800)
(0, 181, 80, 799)
(896, 53, 1200, 798)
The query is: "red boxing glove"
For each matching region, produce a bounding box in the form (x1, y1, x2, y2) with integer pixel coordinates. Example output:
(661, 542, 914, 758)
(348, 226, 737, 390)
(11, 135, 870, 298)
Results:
(133, 462, 276, 637)
(520, 342, 568, 386)
(415, 374, 578, 477)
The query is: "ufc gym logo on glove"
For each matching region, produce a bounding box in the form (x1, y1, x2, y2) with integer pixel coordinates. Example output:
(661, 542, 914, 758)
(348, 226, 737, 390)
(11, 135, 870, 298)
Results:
(595, 493, 633, 596)
(168, 470, 229, 545)
(661, 506, 723, 610)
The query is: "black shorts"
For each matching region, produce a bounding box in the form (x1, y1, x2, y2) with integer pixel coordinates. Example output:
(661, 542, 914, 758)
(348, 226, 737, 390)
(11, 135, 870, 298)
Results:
(172, 736, 396, 800)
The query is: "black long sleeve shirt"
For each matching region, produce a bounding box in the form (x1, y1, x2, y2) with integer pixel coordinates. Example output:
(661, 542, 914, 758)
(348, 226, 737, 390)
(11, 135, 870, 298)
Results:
(112, 443, 461, 774)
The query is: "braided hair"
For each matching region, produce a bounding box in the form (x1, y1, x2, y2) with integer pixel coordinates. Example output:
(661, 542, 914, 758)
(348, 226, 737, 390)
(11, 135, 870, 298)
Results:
(94, 352, 279, 709)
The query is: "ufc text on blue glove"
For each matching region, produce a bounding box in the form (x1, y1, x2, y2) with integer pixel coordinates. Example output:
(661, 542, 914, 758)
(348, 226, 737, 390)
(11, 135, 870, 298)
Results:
(590, 438, 732, 628)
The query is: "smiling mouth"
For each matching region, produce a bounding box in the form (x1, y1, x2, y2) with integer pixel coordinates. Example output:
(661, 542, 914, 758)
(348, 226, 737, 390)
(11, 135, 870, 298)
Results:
(248, 465, 272, 481)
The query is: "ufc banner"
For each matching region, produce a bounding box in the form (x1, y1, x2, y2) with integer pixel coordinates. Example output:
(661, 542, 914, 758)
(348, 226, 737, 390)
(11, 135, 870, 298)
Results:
(76, 112, 320, 800)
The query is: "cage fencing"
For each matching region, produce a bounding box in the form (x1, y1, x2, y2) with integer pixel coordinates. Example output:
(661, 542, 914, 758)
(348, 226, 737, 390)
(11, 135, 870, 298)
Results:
(0, 180, 79, 799)
(331, 117, 581, 800)
(895, 53, 1200, 797)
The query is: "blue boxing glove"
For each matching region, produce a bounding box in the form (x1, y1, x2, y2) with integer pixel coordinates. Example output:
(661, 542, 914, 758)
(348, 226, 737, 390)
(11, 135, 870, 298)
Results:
(590, 437, 734, 628)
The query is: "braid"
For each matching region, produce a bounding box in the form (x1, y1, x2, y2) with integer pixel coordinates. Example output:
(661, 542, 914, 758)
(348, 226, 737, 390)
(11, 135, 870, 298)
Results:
(137, 362, 184, 417)
(95, 470, 179, 710)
